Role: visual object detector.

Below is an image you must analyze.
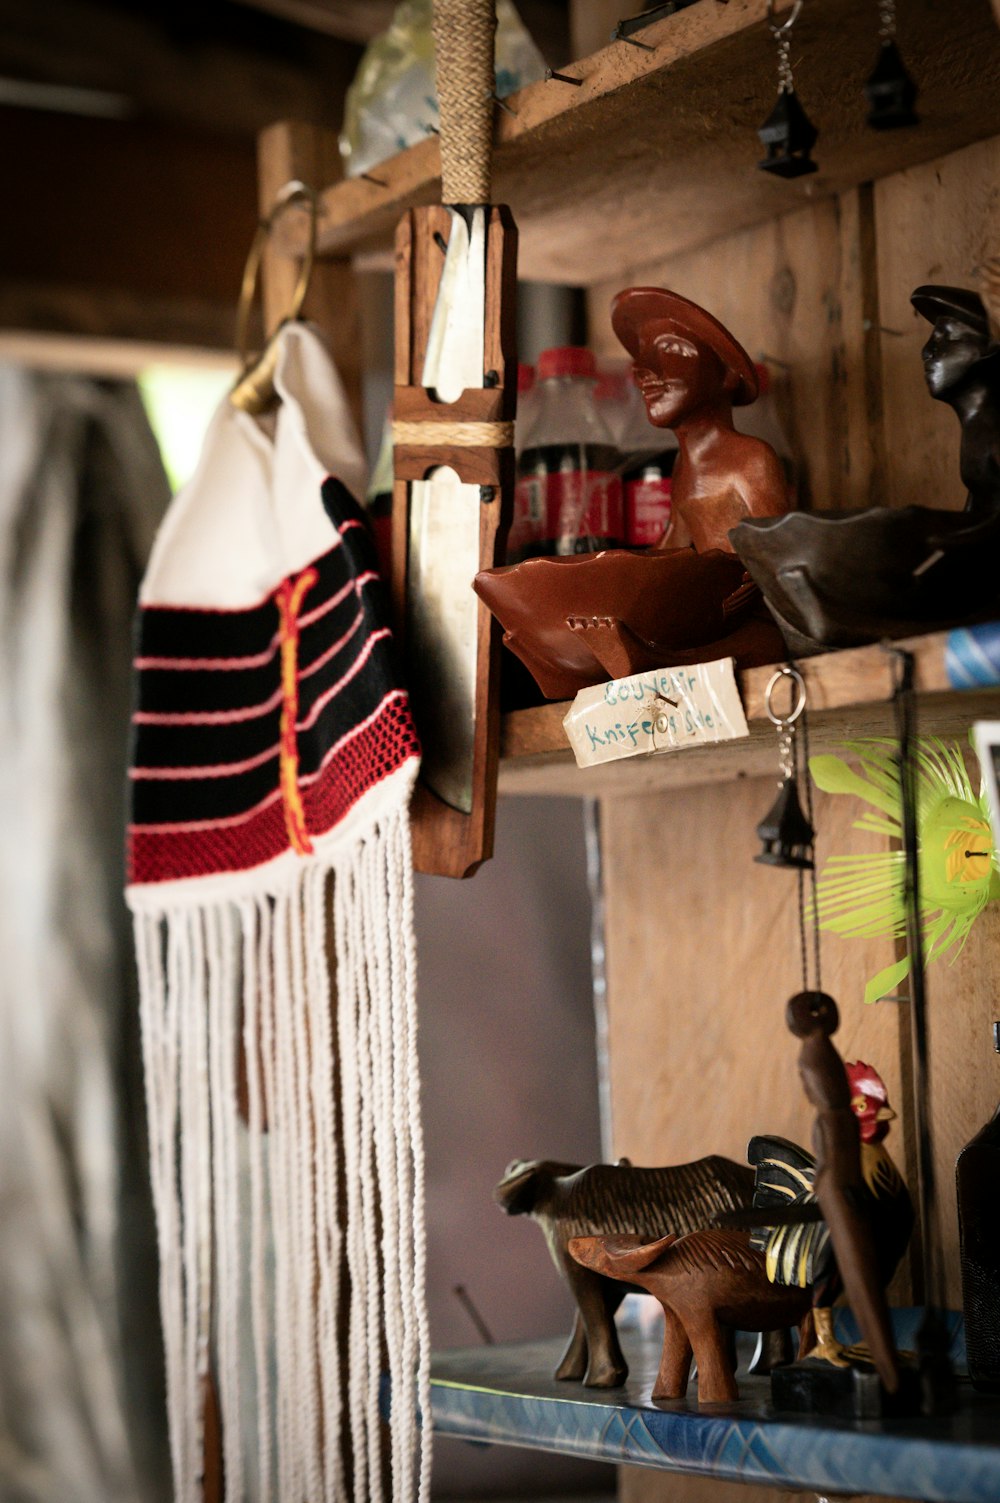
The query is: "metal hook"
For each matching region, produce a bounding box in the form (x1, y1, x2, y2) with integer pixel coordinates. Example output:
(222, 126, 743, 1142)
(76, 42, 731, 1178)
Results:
(767, 0, 803, 36)
(231, 179, 318, 414)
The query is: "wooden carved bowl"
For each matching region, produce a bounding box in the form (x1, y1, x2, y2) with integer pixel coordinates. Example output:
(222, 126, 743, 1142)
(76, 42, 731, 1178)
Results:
(730, 506, 1000, 657)
(474, 547, 785, 701)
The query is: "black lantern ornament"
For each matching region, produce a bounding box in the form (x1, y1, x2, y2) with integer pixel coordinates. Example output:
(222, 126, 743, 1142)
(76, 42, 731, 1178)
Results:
(756, 776, 816, 869)
(865, 41, 918, 128)
(864, 2, 919, 131)
(758, 1, 819, 179)
(755, 666, 815, 870)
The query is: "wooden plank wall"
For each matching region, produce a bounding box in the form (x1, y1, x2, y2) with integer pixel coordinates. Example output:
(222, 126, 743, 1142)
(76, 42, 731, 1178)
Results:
(584, 134, 1000, 1503)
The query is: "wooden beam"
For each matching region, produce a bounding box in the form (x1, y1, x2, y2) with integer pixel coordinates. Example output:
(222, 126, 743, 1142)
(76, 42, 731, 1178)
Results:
(0, 0, 361, 139)
(0, 283, 237, 353)
(232, 0, 398, 42)
(234, 0, 569, 60)
(495, 629, 992, 798)
(0, 329, 236, 376)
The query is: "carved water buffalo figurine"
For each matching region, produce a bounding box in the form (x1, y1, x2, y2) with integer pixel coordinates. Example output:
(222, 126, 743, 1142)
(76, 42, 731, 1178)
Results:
(569, 1229, 812, 1403)
(494, 1155, 755, 1387)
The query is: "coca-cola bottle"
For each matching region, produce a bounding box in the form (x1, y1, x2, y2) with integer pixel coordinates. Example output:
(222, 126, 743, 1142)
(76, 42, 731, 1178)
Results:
(514, 362, 536, 454)
(957, 1021, 1000, 1391)
(508, 346, 623, 563)
(616, 369, 678, 548)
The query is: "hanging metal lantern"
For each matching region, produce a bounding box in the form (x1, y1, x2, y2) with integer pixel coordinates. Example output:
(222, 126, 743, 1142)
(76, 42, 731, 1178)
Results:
(755, 776, 816, 869)
(865, 38, 919, 129)
(757, 2, 819, 179)
(758, 88, 820, 178)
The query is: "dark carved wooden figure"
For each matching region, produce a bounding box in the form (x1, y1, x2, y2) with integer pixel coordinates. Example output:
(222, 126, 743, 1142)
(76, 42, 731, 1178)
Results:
(474, 289, 789, 699)
(731, 283, 1000, 653)
(737, 994, 915, 1414)
(914, 284, 1000, 515)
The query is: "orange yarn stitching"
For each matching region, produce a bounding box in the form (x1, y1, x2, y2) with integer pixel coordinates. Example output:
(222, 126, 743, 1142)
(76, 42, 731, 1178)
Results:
(276, 567, 319, 855)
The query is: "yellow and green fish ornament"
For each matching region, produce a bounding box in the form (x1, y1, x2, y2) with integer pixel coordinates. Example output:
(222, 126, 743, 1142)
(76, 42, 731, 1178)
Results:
(808, 737, 1000, 1004)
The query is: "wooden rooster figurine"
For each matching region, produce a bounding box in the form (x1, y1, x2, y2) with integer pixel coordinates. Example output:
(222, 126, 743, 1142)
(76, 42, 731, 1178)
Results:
(749, 1008, 914, 1378)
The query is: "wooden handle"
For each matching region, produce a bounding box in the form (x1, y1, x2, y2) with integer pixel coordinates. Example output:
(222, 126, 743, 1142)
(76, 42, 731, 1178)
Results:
(432, 0, 496, 204)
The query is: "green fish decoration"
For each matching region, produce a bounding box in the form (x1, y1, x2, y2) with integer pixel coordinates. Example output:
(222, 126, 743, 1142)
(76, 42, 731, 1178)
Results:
(809, 737, 1000, 1005)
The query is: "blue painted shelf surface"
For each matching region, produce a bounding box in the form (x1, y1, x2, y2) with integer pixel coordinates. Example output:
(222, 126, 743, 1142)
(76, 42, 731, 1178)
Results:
(430, 1316, 1000, 1503)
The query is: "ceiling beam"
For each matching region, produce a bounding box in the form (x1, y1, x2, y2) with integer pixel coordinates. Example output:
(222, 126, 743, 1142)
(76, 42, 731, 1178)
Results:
(233, 0, 398, 43)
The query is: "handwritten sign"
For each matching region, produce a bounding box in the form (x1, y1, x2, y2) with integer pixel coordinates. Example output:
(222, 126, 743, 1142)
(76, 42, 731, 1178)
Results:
(562, 658, 748, 769)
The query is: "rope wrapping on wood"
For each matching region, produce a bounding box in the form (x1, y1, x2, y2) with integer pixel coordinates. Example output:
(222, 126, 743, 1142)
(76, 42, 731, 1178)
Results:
(432, 0, 496, 204)
(393, 419, 513, 448)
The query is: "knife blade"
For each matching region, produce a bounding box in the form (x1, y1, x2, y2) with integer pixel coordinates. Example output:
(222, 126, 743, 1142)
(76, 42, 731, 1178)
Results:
(406, 206, 487, 813)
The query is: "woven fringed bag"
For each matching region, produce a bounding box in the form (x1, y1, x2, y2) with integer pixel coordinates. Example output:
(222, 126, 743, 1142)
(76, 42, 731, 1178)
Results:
(127, 323, 430, 1503)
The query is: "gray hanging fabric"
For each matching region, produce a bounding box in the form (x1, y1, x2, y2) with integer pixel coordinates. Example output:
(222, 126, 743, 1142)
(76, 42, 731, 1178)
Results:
(0, 366, 170, 1503)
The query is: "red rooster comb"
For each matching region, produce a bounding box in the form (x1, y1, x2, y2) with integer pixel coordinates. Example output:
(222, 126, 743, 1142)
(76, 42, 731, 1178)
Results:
(846, 1061, 895, 1141)
(845, 1060, 889, 1102)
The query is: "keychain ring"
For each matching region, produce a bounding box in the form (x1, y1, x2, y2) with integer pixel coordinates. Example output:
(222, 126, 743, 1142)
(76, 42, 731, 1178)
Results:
(764, 664, 807, 727)
(767, 0, 803, 37)
(235, 180, 318, 373)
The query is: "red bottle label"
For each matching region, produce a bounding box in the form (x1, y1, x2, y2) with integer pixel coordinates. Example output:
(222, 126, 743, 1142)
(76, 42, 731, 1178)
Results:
(510, 473, 543, 558)
(625, 473, 672, 547)
(540, 469, 623, 550)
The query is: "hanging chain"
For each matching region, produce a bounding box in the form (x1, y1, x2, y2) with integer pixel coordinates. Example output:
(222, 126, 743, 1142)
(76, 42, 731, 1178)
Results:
(764, 663, 818, 993)
(777, 723, 796, 781)
(768, 0, 803, 93)
(776, 30, 794, 91)
(877, 0, 897, 41)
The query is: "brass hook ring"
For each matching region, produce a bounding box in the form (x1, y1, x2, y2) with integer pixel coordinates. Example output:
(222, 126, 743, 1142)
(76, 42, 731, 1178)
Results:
(234, 179, 319, 373)
(764, 664, 807, 727)
(767, 0, 803, 37)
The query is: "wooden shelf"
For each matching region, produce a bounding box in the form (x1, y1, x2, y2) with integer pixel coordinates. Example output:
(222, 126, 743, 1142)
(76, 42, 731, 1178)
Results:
(496, 627, 1000, 797)
(430, 1317, 1000, 1502)
(287, 0, 1000, 284)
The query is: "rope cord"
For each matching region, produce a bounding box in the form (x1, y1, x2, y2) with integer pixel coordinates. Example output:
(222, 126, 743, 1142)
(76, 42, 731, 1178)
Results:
(432, 0, 497, 205)
(392, 418, 513, 448)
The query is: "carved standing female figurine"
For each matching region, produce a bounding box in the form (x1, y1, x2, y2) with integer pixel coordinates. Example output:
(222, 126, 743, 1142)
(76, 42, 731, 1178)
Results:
(611, 287, 789, 553)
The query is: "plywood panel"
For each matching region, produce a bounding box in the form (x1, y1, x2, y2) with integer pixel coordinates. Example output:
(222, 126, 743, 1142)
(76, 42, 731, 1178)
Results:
(587, 190, 878, 512)
(600, 778, 909, 1189)
(874, 134, 1000, 512)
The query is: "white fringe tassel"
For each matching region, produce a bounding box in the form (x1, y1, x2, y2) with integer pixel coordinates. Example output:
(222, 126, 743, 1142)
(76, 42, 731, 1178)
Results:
(134, 804, 430, 1503)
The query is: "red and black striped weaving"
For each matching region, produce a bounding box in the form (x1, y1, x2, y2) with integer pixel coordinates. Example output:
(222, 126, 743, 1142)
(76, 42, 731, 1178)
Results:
(128, 480, 419, 888)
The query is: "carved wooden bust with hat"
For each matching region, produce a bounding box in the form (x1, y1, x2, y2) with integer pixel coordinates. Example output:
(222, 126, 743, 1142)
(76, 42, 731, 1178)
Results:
(611, 286, 789, 552)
